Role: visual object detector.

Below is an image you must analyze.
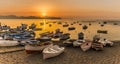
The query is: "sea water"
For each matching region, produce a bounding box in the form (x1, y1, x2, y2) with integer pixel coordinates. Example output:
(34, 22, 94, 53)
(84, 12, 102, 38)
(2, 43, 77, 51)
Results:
(0, 19, 120, 41)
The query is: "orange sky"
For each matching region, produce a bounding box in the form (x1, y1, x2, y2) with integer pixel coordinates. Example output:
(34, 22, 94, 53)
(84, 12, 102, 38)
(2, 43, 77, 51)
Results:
(1, 0, 120, 18)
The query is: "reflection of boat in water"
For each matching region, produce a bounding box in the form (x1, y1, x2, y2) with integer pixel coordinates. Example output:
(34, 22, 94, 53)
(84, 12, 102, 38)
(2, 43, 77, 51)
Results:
(43, 44, 65, 59)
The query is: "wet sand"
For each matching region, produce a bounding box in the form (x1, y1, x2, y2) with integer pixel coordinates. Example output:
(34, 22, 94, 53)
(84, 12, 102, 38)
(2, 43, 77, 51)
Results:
(0, 41, 120, 64)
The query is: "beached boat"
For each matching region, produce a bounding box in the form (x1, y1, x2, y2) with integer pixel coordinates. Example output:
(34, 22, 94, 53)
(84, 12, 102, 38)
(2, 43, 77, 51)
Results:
(43, 45, 65, 59)
(92, 42, 103, 51)
(51, 38, 60, 41)
(25, 41, 52, 54)
(40, 32, 53, 37)
(99, 39, 114, 46)
(73, 39, 85, 47)
(60, 33, 70, 40)
(37, 36, 51, 42)
(80, 41, 92, 51)
(63, 39, 76, 47)
(0, 40, 19, 47)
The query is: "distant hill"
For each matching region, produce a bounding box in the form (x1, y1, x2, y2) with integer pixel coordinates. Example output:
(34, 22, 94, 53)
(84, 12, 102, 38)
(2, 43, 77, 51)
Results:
(0, 15, 61, 19)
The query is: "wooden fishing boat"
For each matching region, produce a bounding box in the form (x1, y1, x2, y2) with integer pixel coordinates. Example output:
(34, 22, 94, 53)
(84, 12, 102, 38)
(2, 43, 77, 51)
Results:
(43, 45, 65, 59)
(25, 41, 52, 54)
(80, 40, 92, 51)
(63, 39, 76, 47)
(37, 36, 51, 42)
(92, 42, 103, 51)
(51, 38, 60, 41)
(73, 39, 85, 47)
(0, 40, 19, 47)
(99, 39, 113, 47)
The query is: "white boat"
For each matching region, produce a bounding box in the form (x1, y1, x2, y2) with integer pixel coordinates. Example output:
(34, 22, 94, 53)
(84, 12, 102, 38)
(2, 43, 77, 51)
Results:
(99, 39, 113, 46)
(43, 45, 65, 59)
(25, 42, 52, 54)
(0, 37, 3, 40)
(80, 41, 92, 51)
(51, 38, 60, 41)
(38, 37, 51, 42)
(73, 40, 85, 47)
(0, 40, 19, 47)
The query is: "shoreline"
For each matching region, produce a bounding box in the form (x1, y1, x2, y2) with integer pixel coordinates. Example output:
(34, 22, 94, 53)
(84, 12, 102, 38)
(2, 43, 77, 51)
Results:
(0, 40, 120, 64)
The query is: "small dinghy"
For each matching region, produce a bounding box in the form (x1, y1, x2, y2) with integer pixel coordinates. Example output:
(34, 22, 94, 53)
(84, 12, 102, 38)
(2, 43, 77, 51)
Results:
(73, 39, 85, 47)
(92, 43, 103, 51)
(43, 44, 65, 59)
(63, 39, 76, 47)
(0, 40, 19, 47)
(60, 33, 70, 40)
(81, 40, 92, 51)
(37, 37, 51, 42)
(51, 38, 60, 41)
(99, 38, 113, 47)
(25, 41, 52, 54)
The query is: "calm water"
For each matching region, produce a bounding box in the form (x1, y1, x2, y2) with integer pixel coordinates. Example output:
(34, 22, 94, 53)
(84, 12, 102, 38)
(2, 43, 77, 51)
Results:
(0, 19, 120, 41)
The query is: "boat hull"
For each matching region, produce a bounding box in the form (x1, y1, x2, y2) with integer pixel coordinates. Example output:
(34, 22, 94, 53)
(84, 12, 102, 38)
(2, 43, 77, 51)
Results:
(25, 44, 50, 54)
(81, 42, 92, 51)
(0, 40, 19, 47)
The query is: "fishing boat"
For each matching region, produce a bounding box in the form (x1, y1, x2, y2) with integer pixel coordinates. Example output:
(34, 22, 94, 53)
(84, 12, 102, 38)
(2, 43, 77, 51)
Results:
(0, 40, 19, 47)
(63, 39, 76, 47)
(37, 36, 51, 42)
(60, 33, 70, 40)
(43, 44, 65, 59)
(51, 38, 60, 41)
(40, 32, 53, 37)
(99, 38, 114, 46)
(73, 39, 85, 47)
(25, 41, 52, 54)
(92, 42, 103, 51)
(80, 40, 92, 51)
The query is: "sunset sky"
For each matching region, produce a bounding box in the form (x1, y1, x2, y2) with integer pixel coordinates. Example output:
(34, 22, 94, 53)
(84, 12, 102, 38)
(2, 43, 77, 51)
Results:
(0, 0, 120, 18)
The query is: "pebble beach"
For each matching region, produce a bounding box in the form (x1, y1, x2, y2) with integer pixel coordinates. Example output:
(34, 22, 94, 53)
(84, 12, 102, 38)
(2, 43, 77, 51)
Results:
(0, 41, 120, 64)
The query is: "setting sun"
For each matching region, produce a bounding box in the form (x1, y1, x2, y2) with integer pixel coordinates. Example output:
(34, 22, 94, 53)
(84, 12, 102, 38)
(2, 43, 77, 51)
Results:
(42, 12, 46, 16)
